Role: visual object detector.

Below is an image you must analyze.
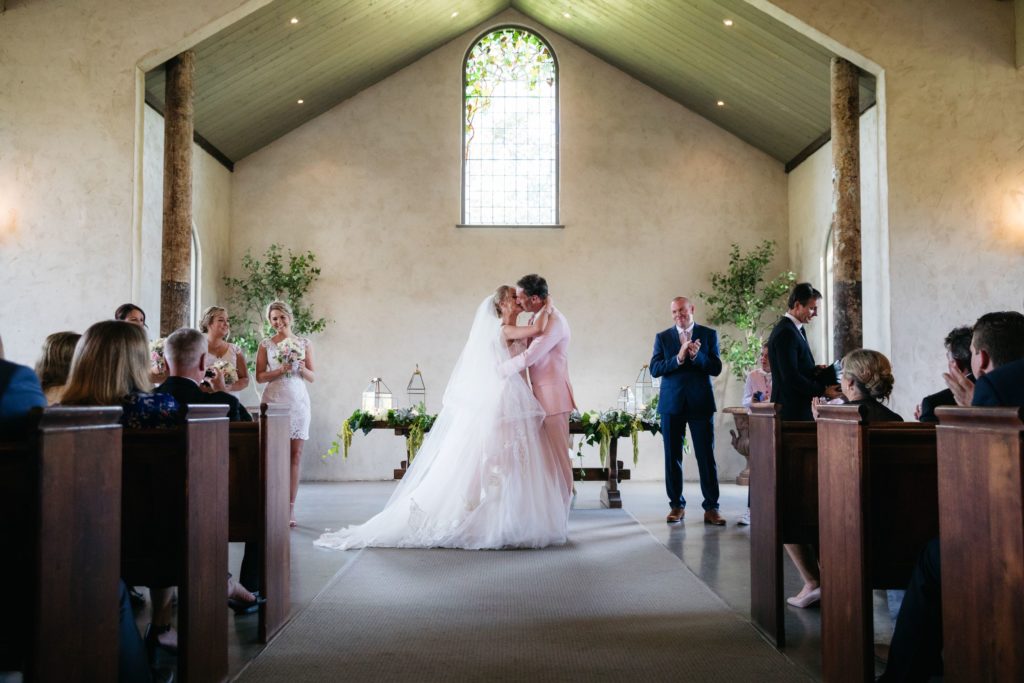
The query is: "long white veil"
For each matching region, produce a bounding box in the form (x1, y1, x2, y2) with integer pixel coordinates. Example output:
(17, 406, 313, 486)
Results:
(315, 295, 568, 550)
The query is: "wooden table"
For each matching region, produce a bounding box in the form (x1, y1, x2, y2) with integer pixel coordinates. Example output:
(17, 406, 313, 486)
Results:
(379, 421, 631, 508)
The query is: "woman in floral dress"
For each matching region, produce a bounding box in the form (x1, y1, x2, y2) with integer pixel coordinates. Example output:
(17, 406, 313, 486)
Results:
(255, 300, 315, 527)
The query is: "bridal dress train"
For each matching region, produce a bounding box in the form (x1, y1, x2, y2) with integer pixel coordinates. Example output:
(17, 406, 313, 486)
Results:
(315, 297, 572, 551)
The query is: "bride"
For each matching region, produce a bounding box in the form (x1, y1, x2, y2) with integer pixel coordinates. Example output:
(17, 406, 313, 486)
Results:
(315, 286, 572, 551)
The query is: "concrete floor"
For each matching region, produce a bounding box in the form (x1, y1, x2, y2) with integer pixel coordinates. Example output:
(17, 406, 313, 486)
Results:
(226, 479, 826, 681)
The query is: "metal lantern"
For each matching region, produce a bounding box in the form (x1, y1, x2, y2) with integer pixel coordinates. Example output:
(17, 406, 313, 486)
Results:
(361, 377, 394, 414)
(616, 385, 635, 413)
(406, 365, 426, 409)
(634, 364, 654, 412)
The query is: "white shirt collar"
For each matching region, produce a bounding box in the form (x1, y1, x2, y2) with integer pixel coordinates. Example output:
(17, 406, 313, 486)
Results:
(784, 312, 804, 330)
(675, 321, 696, 335)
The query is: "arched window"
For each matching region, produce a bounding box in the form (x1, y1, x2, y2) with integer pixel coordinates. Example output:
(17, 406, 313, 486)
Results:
(823, 227, 835, 360)
(462, 27, 558, 226)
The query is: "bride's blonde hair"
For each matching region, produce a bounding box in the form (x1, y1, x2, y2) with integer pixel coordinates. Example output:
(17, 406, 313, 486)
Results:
(492, 285, 514, 317)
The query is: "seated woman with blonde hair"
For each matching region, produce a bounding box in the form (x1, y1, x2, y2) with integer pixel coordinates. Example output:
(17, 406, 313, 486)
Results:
(34, 331, 81, 405)
(787, 348, 902, 610)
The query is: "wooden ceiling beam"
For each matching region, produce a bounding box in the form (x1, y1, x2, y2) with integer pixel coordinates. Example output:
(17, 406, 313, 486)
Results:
(1016, 0, 1023, 68)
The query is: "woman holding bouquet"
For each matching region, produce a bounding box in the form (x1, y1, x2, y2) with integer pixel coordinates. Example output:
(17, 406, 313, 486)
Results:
(200, 306, 250, 397)
(256, 300, 315, 528)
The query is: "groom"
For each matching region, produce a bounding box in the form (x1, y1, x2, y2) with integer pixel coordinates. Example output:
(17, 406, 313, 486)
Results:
(500, 274, 576, 494)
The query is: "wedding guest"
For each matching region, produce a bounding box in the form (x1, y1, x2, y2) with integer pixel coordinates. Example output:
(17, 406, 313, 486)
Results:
(0, 332, 47, 429)
(881, 310, 1024, 682)
(155, 327, 252, 422)
(650, 296, 725, 526)
(767, 283, 841, 609)
(742, 344, 772, 408)
(256, 301, 315, 528)
(200, 306, 250, 396)
(838, 348, 902, 422)
(60, 320, 181, 652)
(34, 331, 81, 405)
(915, 325, 972, 422)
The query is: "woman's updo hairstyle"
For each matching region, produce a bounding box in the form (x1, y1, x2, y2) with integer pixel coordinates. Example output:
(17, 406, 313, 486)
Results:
(841, 348, 895, 402)
(265, 300, 293, 323)
(492, 285, 514, 317)
(199, 306, 227, 334)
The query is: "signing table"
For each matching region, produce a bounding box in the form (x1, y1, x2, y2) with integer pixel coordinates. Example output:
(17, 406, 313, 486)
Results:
(377, 421, 631, 508)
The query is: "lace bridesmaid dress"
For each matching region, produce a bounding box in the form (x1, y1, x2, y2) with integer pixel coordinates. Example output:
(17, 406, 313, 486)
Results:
(204, 343, 244, 399)
(260, 337, 311, 440)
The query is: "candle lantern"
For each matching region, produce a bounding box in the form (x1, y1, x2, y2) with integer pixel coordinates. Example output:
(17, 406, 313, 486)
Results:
(361, 377, 394, 415)
(407, 365, 426, 409)
(634, 364, 654, 412)
(616, 385, 635, 413)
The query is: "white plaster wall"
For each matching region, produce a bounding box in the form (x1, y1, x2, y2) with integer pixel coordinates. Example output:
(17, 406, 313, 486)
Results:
(0, 0, 260, 365)
(788, 108, 885, 363)
(230, 10, 789, 483)
(768, 0, 1024, 419)
(141, 105, 233, 330)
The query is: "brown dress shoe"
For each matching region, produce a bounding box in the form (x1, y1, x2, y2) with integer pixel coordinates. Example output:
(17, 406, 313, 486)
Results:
(703, 509, 726, 526)
(666, 508, 685, 523)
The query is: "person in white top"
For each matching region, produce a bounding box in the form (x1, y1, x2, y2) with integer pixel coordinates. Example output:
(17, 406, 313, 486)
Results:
(199, 306, 251, 398)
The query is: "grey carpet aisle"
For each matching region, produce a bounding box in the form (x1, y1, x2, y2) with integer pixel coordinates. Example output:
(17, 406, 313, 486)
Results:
(235, 509, 809, 682)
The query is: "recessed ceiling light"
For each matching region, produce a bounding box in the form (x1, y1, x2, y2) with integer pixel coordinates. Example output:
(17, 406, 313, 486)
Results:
(723, 19, 734, 27)
(563, 12, 571, 19)
(297, 99, 304, 104)
(716, 100, 725, 107)
(290, 17, 299, 24)
(451, 11, 459, 18)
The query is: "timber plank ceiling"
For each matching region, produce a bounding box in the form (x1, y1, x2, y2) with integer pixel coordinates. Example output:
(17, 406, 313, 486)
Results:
(145, 0, 875, 165)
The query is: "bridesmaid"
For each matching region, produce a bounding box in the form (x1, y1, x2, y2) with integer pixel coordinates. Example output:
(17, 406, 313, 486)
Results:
(255, 300, 315, 528)
(114, 302, 167, 385)
(199, 306, 250, 397)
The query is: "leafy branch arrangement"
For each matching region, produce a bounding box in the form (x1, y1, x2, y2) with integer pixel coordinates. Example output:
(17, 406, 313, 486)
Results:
(464, 27, 555, 159)
(699, 240, 795, 379)
(222, 244, 329, 372)
(571, 399, 661, 468)
(326, 406, 437, 463)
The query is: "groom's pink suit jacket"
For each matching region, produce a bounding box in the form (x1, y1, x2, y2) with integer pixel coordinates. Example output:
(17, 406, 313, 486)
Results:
(504, 307, 576, 415)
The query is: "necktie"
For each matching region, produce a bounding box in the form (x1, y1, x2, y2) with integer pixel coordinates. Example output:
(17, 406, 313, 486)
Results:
(800, 327, 808, 342)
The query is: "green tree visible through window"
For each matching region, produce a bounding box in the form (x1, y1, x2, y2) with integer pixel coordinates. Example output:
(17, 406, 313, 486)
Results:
(463, 27, 557, 225)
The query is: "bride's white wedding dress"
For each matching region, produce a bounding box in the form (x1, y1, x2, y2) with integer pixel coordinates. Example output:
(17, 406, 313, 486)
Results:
(315, 296, 572, 550)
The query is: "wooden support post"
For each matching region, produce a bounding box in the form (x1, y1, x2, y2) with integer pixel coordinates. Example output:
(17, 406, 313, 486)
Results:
(160, 50, 195, 336)
(830, 57, 862, 359)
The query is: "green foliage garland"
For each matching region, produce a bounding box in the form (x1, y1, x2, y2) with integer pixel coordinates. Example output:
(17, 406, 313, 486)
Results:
(699, 240, 795, 379)
(222, 244, 329, 372)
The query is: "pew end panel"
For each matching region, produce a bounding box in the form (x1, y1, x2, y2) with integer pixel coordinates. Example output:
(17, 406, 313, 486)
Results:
(936, 406, 1024, 682)
(0, 406, 123, 681)
(122, 404, 230, 683)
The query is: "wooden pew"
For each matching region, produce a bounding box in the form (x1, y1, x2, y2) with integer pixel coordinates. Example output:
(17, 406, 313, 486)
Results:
(229, 403, 291, 642)
(748, 402, 819, 647)
(816, 404, 939, 683)
(121, 404, 229, 683)
(935, 406, 1024, 681)
(0, 406, 123, 682)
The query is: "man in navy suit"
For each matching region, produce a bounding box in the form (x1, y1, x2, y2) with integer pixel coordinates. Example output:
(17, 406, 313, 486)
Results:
(766, 282, 841, 421)
(0, 358, 47, 427)
(882, 310, 1024, 681)
(650, 296, 725, 525)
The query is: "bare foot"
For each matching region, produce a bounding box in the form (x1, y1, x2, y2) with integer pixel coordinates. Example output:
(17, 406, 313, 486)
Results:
(290, 503, 297, 528)
(227, 577, 256, 603)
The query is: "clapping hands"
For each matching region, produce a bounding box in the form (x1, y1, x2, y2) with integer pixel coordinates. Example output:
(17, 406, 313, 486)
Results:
(943, 360, 975, 406)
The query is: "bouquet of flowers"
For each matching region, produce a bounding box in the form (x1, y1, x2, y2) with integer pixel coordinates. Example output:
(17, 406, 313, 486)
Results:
(149, 338, 166, 373)
(275, 337, 305, 377)
(211, 360, 239, 386)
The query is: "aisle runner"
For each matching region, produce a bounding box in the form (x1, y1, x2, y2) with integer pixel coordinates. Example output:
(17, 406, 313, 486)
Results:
(236, 509, 808, 682)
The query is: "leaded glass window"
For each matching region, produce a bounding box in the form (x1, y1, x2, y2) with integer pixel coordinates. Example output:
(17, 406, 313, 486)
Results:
(463, 27, 558, 226)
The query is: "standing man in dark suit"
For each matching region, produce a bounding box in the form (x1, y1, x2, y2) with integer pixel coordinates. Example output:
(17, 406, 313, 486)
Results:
(767, 283, 841, 421)
(650, 296, 725, 525)
(916, 325, 973, 422)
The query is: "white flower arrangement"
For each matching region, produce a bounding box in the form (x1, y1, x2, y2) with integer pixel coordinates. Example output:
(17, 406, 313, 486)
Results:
(212, 360, 239, 386)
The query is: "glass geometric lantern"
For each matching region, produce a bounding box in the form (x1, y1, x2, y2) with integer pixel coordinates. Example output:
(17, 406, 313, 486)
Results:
(361, 377, 394, 414)
(616, 385, 635, 413)
(634, 364, 654, 412)
(406, 365, 426, 409)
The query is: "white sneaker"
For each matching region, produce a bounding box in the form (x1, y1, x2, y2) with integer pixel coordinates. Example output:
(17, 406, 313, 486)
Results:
(737, 509, 751, 526)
